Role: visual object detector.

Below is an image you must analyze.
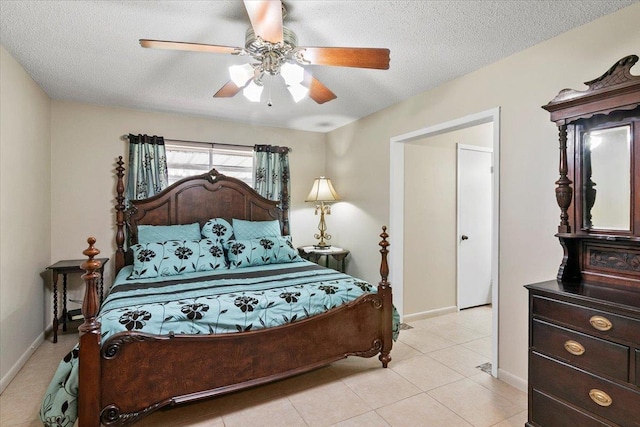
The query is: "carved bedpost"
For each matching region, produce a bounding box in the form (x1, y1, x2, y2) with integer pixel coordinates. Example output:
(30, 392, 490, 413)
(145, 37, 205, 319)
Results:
(281, 161, 290, 236)
(379, 226, 390, 282)
(555, 125, 573, 233)
(115, 156, 126, 274)
(78, 237, 102, 427)
(378, 226, 393, 368)
(80, 237, 102, 335)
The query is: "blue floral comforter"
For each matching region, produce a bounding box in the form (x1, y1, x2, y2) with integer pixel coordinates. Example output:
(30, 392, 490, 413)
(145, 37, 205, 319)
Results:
(40, 260, 397, 426)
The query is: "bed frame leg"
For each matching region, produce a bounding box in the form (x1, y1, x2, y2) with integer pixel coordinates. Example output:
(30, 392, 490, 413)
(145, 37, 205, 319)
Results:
(378, 226, 393, 368)
(78, 237, 103, 427)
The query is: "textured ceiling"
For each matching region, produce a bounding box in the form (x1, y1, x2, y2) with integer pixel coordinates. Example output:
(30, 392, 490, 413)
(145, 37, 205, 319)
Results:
(1, 1, 637, 132)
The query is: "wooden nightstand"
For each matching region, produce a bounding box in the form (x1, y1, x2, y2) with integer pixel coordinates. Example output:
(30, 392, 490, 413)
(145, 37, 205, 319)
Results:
(47, 258, 108, 343)
(297, 246, 350, 273)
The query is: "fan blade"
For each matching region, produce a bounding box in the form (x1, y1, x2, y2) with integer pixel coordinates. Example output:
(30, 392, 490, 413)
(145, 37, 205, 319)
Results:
(140, 39, 241, 55)
(243, 0, 283, 43)
(298, 47, 390, 70)
(302, 72, 337, 104)
(214, 81, 242, 98)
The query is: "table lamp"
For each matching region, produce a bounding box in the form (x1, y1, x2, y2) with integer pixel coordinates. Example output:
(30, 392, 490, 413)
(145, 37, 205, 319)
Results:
(305, 177, 340, 248)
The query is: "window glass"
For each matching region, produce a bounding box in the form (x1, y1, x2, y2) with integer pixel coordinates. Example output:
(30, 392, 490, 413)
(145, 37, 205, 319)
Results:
(165, 142, 254, 186)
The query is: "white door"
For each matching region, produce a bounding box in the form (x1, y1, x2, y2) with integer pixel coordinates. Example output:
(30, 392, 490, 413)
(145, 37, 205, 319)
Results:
(457, 144, 493, 309)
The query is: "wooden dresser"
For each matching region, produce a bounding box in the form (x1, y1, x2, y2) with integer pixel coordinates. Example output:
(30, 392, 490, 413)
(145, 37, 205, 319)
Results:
(526, 281, 640, 426)
(527, 55, 640, 426)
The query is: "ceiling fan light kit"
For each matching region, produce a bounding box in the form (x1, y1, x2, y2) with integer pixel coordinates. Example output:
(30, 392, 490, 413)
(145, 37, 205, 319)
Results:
(280, 62, 305, 85)
(229, 63, 255, 87)
(243, 80, 264, 103)
(140, 0, 390, 105)
(287, 82, 309, 103)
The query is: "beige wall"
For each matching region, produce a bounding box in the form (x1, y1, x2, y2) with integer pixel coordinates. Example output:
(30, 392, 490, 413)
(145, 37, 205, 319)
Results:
(50, 101, 326, 304)
(326, 4, 640, 385)
(0, 46, 52, 391)
(404, 123, 493, 316)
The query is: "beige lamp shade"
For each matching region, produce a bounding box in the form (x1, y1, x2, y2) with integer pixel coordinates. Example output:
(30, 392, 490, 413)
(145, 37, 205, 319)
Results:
(305, 177, 340, 202)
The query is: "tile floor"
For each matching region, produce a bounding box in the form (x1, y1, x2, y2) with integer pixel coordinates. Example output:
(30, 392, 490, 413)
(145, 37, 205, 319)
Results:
(0, 305, 528, 426)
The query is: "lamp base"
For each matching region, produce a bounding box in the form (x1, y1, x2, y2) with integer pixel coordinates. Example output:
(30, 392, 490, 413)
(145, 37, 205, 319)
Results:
(313, 243, 332, 249)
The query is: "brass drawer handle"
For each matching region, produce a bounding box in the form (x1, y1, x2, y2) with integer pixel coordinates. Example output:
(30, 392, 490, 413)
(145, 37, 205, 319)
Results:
(589, 389, 612, 407)
(564, 340, 585, 356)
(589, 315, 612, 331)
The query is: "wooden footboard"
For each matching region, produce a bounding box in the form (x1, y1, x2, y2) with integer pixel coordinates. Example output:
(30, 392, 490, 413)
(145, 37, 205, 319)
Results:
(78, 229, 392, 426)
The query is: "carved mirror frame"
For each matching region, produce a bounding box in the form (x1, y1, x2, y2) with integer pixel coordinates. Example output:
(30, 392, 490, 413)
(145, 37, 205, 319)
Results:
(543, 55, 640, 288)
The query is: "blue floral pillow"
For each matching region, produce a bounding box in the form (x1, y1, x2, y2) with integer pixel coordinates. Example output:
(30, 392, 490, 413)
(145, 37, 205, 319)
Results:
(232, 219, 281, 240)
(137, 223, 200, 244)
(129, 239, 227, 279)
(227, 235, 302, 269)
(201, 218, 234, 246)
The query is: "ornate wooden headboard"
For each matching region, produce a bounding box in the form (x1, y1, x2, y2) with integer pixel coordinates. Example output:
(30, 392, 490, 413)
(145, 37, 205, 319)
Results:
(113, 156, 289, 274)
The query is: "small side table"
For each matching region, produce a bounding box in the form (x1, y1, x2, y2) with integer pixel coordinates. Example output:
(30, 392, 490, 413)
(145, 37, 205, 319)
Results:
(47, 258, 108, 343)
(298, 247, 350, 273)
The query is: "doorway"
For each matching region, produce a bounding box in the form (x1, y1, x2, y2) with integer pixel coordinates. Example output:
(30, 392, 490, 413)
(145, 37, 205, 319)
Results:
(390, 107, 500, 377)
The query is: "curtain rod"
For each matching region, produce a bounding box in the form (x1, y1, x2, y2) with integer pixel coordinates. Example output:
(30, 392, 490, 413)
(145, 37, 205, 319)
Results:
(121, 135, 291, 152)
(120, 135, 253, 151)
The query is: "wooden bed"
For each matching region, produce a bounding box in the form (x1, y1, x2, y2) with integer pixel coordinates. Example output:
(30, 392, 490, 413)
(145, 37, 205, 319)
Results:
(76, 156, 394, 426)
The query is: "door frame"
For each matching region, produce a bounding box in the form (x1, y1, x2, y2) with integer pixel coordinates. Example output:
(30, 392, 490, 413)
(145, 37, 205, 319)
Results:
(389, 107, 500, 377)
(457, 144, 493, 310)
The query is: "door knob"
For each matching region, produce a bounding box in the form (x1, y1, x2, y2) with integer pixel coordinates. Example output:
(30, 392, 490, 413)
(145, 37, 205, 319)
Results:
(461, 235, 469, 240)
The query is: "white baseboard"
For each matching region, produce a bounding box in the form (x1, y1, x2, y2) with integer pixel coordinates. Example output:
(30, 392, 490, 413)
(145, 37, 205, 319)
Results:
(402, 306, 458, 323)
(0, 331, 44, 394)
(498, 368, 528, 392)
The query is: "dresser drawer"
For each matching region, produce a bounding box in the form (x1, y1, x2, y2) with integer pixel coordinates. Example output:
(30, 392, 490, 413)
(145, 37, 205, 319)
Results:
(531, 319, 629, 382)
(530, 352, 640, 427)
(529, 389, 613, 427)
(532, 296, 640, 343)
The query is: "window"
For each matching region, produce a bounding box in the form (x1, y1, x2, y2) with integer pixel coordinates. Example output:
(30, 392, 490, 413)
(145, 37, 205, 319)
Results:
(165, 142, 254, 186)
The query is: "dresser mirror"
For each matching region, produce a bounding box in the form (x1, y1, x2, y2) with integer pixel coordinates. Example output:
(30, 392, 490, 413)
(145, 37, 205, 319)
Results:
(542, 54, 640, 285)
(582, 124, 631, 231)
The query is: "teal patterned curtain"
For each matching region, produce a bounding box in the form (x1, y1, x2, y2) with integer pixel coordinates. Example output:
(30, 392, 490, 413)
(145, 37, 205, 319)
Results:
(254, 145, 291, 211)
(126, 134, 168, 202)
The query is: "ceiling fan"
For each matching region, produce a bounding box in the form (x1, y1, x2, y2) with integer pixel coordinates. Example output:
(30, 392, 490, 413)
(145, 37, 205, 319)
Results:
(140, 0, 390, 105)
